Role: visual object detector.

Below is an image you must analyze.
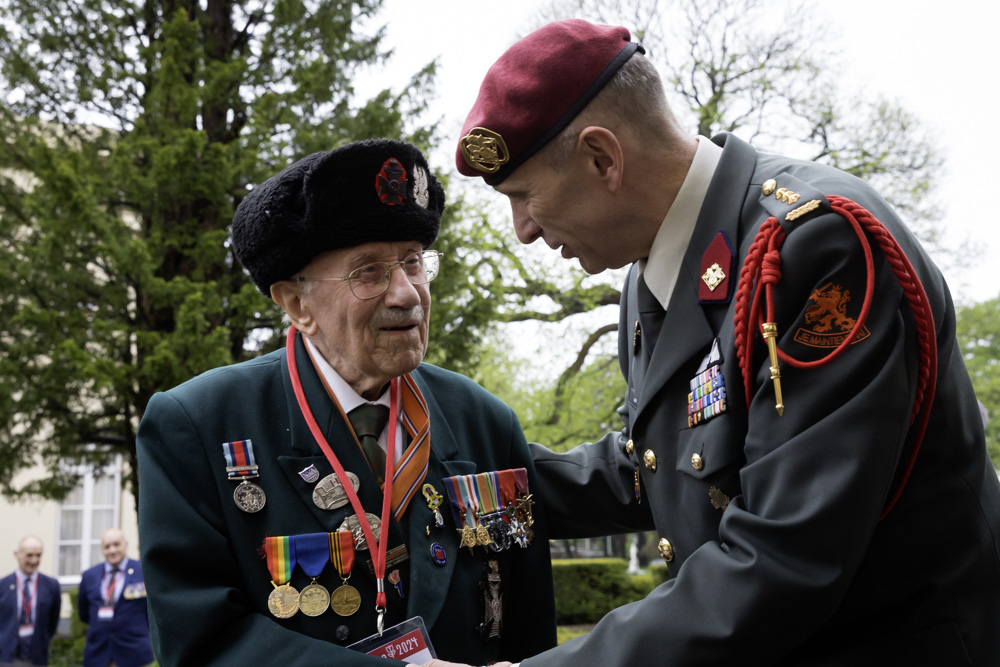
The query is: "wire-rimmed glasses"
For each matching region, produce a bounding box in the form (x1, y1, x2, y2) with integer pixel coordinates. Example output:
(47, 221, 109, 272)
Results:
(297, 250, 442, 300)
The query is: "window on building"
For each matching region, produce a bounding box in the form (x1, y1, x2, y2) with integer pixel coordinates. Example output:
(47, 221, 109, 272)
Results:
(56, 457, 121, 584)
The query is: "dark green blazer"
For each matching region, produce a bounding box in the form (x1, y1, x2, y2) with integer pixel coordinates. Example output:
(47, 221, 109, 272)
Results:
(528, 133, 1000, 666)
(137, 333, 556, 666)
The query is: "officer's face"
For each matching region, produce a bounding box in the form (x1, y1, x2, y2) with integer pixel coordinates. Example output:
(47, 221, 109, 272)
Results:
(293, 241, 430, 400)
(495, 150, 631, 274)
(15, 538, 42, 576)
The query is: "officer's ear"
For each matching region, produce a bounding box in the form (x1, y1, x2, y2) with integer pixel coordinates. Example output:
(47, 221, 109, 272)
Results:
(271, 280, 318, 335)
(577, 126, 623, 193)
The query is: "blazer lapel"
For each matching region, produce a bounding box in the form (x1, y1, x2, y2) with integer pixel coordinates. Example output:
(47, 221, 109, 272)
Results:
(399, 370, 466, 630)
(277, 334, 378, 530)
(636, 134, 758, 418)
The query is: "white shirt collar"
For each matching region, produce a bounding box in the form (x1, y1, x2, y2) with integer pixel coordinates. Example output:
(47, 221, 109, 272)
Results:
(105, 557, 128, 574)
(302, 337, 391, 416)
(639, 136, 723, 309)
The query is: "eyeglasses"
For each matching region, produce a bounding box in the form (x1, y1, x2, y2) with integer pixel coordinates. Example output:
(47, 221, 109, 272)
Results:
(297, 250, 442, 300)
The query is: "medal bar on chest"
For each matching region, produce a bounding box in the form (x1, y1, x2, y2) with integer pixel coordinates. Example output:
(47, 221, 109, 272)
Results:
(264, 536, 298, 618)
(223, 439, 266, 513)
(443, 476, 479, 553)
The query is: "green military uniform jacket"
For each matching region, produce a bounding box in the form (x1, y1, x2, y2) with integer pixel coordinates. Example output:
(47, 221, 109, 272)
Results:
(137, 332, 556, 666)
(527, 133, 1000, 665)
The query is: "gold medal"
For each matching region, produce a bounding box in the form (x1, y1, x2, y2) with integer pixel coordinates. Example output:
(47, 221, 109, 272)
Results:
(233, 479, 266, 513)
(267, 582, 299, 619)
(460, 525, 477, 553)
(339, 512, 381, 551)
(330, 582, 361, 616)
(327, 530, 359, 617)
(297, 581, 330, 617)
(475, 523, 493, 548)
(312, 472, 360, 510)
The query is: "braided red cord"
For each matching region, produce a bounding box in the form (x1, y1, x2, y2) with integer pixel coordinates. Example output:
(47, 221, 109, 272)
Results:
(732, 196, 937, 520)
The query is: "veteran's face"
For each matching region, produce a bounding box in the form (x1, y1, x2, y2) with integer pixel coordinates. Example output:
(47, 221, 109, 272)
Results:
(15, 537, 43, 576)
(293, 241, 430, 400)
(101, 529, 127, 567)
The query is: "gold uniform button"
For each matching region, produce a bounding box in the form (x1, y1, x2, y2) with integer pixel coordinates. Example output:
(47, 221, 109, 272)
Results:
(658, 538, 674, 562)
(625, 439, 634, 455)
(762, 179, 777, 196)
(643, 449, 657, 471)
(691, 452, 704, 471)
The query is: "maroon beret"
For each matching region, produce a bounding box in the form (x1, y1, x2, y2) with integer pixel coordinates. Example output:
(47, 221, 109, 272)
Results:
(456, 19, 643, 185)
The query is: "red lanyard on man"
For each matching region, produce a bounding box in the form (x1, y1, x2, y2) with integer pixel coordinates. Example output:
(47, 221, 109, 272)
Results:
(105, 567, 121, 606)
(286, 326, 395, 636)
(20, 576, 37, 625)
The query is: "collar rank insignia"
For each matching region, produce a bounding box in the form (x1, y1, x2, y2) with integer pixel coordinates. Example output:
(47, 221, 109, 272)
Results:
(699, 231, 735, 304)
(688, 337, 727, 428)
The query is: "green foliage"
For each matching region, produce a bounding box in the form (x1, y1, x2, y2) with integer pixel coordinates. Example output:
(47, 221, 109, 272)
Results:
(956, 295, 1000, 467)
(0, 0, 473, 502)
(556, 625, 591, 645)
(551, 558, 656, 625)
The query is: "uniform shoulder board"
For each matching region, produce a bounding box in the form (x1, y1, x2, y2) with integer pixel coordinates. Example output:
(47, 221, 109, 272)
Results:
(757, 173, 830, 231)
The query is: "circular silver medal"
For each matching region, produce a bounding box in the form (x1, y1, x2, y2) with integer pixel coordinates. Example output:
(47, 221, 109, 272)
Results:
(339, 512, 381, 551)
(312, 472, 360, 510)
(233, 480, 266, 513)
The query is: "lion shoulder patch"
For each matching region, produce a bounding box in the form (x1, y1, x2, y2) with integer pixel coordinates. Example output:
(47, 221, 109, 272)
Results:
(792, 282, 871, 348)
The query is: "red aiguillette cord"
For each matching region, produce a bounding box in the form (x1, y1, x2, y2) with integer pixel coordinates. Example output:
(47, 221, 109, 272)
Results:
(285, 326, 396, 633)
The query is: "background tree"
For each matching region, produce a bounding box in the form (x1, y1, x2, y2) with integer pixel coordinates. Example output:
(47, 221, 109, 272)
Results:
(956, 296, 1000, 467)
(0, 0, 500, 501)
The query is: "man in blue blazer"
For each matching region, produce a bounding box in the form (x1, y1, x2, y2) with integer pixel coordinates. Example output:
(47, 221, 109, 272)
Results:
(1, 535, 61, 666)
(77, 529, 153, 667)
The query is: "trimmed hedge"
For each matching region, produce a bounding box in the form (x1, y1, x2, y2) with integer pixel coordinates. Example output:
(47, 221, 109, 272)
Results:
(552, 558, 669, 625)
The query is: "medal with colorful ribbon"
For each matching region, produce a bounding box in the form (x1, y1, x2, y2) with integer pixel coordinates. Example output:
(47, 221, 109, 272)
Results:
(476, 472, 509, 551)
(328, 530, 361, 617)
(223, 439, 266, 513)
(513, 468, 535, 545)
(461, 474, 492, 549)
(294, 532, 330, 617)
(264, 536, 298, 618)
(444, 476, 478, 554)
(498, 469, 527, 548)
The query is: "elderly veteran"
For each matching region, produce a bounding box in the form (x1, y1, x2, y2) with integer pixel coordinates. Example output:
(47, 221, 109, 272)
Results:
(441, 19, 1000, 667)
(136, 139, 556, 666)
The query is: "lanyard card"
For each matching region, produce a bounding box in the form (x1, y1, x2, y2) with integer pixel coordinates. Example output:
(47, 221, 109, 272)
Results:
(347, 615, 437, 662)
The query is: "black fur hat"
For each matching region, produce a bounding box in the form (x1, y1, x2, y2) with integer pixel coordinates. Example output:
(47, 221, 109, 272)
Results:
(231, 139, 445, 294)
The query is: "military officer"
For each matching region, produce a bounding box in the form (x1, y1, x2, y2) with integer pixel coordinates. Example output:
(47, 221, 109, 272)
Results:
(440, 19, 1000, 667)
(136, 139, 556, 666)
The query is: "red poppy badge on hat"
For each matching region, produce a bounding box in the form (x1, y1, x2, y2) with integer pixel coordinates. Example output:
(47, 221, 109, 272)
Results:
(376, 157, 408, 206)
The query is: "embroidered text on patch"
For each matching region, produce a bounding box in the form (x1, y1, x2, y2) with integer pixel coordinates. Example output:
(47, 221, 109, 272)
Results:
(793, 282, 871, 348)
